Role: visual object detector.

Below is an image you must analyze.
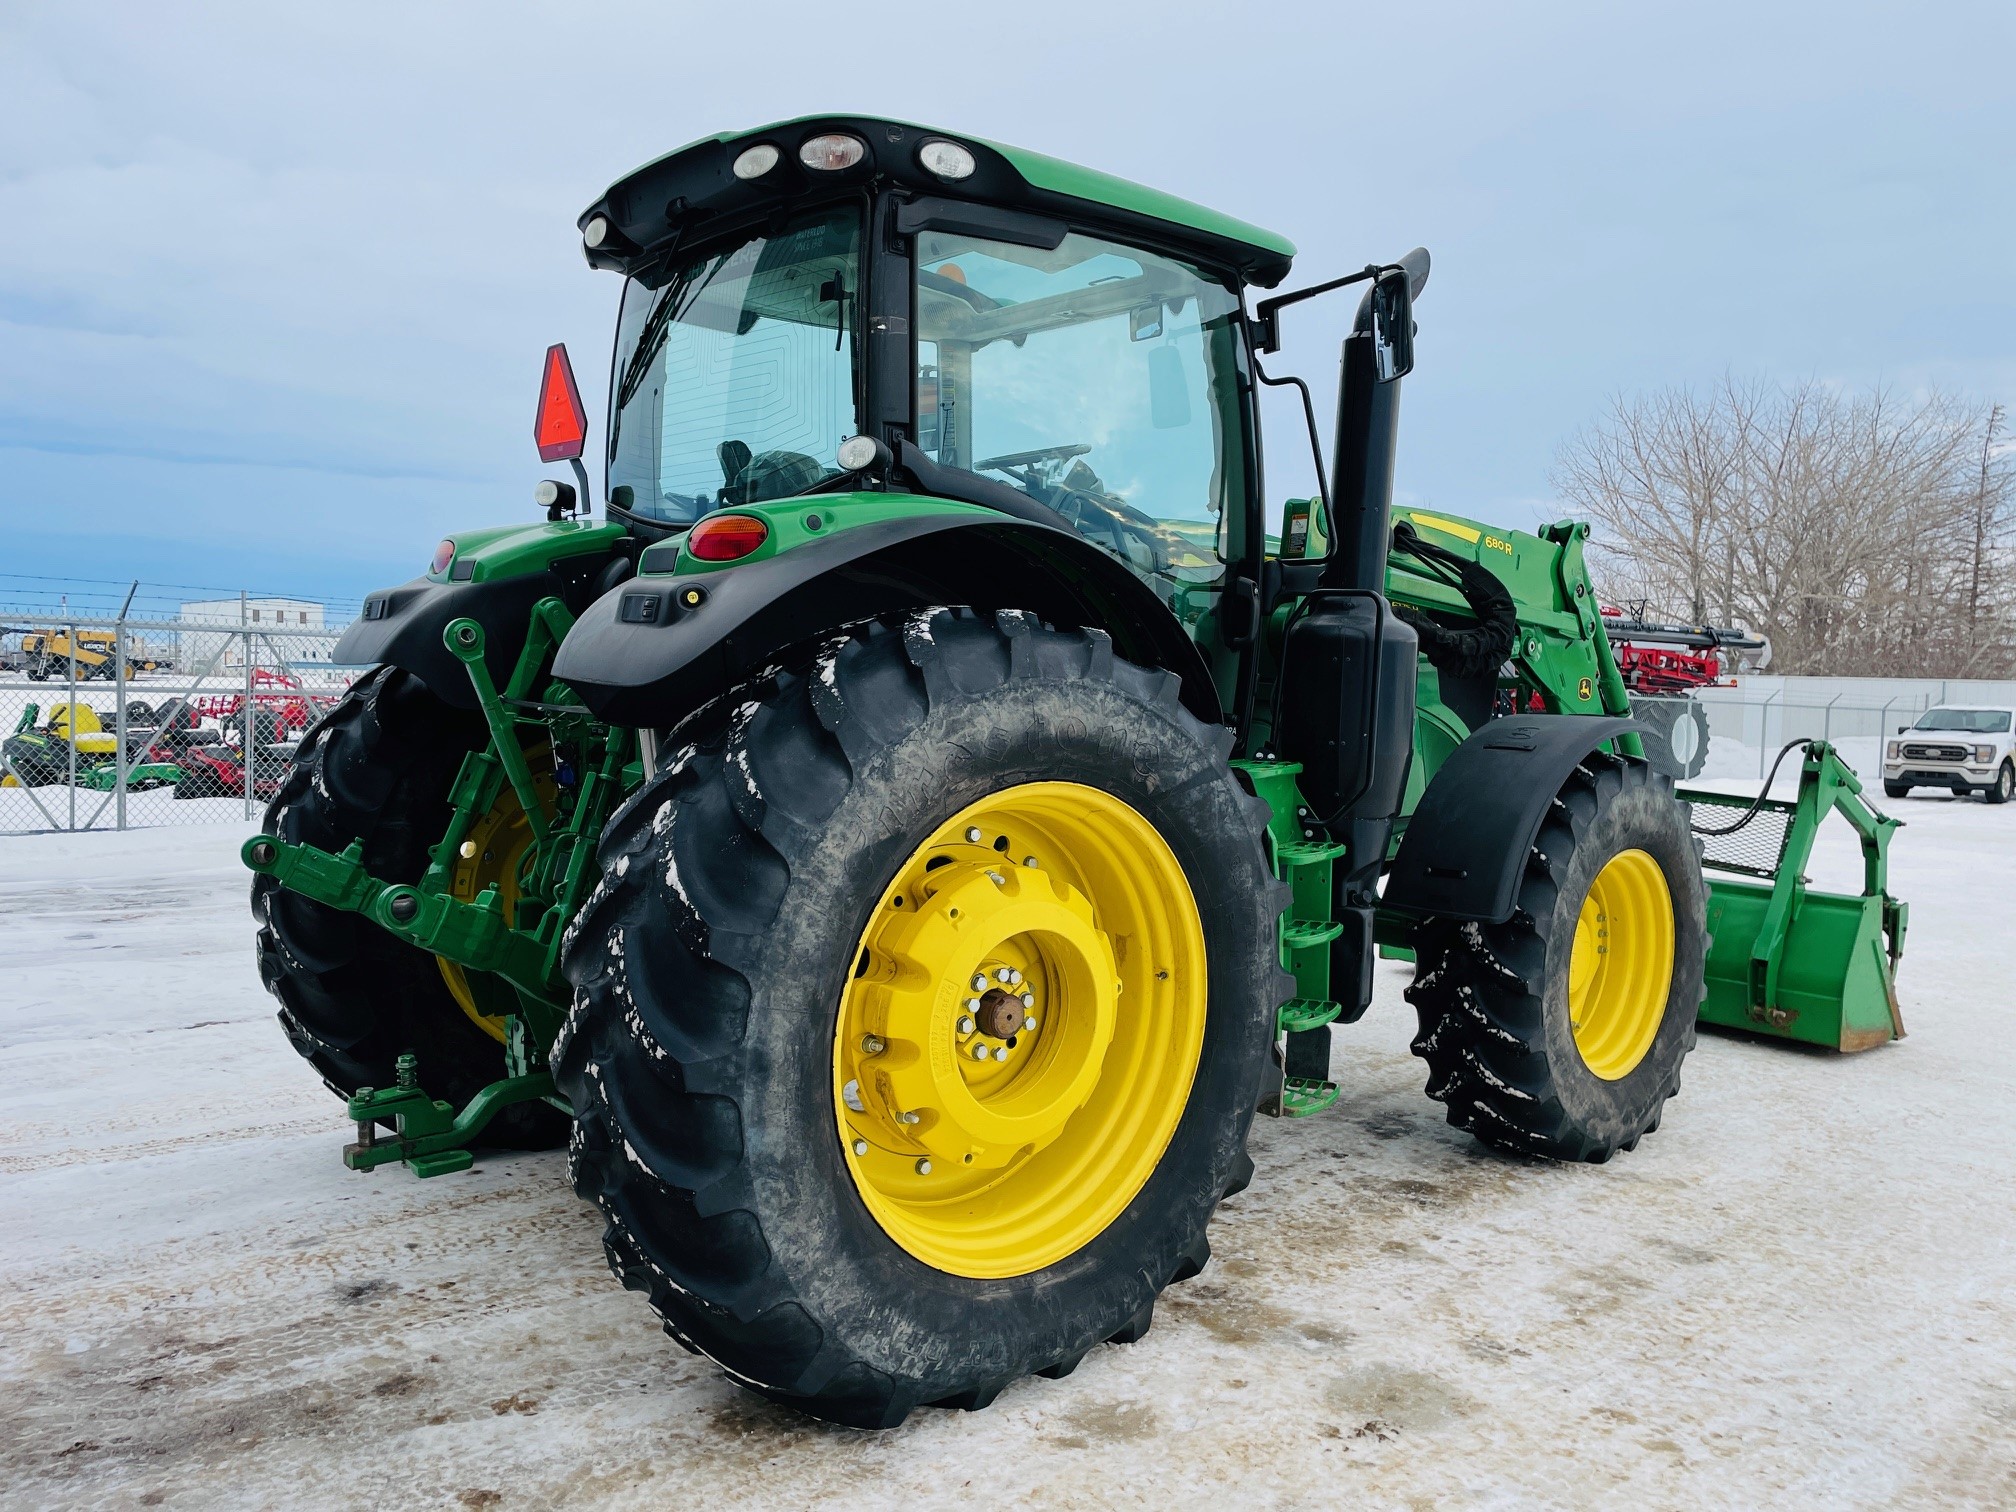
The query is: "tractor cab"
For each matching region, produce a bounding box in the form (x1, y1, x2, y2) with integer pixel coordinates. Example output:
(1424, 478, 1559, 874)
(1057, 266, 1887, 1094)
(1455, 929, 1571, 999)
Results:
(582, 118, 1303, 665)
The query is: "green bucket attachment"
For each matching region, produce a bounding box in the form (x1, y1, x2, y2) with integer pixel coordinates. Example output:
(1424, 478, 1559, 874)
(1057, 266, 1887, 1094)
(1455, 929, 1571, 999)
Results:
(1681, 742, 1907, 1052)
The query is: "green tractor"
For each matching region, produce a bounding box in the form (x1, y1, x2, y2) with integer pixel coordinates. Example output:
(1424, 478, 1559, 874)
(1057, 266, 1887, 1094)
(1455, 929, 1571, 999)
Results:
(244, 117, 1907, 1426)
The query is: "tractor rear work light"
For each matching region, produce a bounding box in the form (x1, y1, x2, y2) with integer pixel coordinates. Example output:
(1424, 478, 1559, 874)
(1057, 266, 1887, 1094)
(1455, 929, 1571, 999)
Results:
(733, 143, 781, 179)
(534, 343, 588, 463)
(918, 139, 976, 180)
(583, 215, 613, 250)
(685, 513, 769, 561)
(799, 133, 865, 171)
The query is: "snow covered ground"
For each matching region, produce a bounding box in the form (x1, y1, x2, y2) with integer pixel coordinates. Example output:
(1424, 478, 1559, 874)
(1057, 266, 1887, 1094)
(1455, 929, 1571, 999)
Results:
(3, 777, 2013, 1509)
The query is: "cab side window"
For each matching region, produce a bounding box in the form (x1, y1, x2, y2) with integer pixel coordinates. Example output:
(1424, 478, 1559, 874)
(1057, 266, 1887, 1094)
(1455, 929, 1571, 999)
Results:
(913, 228, 1248, 601)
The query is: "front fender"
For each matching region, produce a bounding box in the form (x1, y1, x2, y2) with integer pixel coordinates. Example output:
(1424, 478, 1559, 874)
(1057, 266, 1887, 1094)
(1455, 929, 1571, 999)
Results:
(553, 511, 1223, 728)
(1383, 714, 1643, 924)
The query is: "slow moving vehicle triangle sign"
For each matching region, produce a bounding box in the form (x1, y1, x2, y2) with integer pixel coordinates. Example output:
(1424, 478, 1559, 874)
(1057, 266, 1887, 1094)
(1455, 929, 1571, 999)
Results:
(534, 343, 587, 462)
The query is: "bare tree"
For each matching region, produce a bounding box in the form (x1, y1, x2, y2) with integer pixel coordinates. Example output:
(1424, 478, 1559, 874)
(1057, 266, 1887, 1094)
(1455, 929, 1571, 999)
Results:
(1555, 378, 2016, 676)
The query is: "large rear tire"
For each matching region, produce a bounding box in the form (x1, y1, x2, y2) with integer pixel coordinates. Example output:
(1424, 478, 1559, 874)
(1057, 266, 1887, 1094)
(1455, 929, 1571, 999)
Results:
(556, 609, 1287, 1427)
(1406, 752, 1706, 1161)
(251, 666, 567, 1149)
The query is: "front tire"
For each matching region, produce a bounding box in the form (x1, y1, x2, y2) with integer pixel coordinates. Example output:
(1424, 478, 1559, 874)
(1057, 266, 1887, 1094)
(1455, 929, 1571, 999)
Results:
(1883, 781, 1911, 799)
(1406, 752, 1706, 1161)
(1985, 763, 2013, 805)
(556, 609, 1287, 1427)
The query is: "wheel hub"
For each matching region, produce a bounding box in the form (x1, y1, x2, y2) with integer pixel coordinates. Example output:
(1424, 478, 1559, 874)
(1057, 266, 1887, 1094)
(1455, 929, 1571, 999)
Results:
(843, 854, 1118, 1175)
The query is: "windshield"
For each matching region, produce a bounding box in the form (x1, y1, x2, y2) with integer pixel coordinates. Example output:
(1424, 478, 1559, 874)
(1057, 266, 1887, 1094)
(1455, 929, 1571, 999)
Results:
(1913, 708, 2012, 733)
(912, 227, 1246, 599)
(607, 205, 861, 525)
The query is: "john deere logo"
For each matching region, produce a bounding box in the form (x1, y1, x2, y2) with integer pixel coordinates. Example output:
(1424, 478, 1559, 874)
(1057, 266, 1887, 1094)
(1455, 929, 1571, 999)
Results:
(1577, 677, 1593, 701)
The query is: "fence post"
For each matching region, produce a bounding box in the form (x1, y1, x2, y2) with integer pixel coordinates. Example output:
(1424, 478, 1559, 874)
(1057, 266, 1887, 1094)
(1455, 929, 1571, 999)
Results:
(114, 580, 137, 832)
(242, 621, 255, 820)
(66, 619, 78, 831)
(1822, 691, 1843, 744)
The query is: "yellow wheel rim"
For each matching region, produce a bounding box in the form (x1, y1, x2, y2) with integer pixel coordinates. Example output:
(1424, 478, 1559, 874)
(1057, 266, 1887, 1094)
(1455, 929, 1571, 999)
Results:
(436, 763, 550, 1044)
(1567, 848, 1675, 1080)
(833, 781, 1207, 1278)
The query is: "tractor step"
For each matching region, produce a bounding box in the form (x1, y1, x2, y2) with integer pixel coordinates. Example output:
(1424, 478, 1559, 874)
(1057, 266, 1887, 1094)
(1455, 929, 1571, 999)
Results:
(1282, 917, 1344, 949)
(1278, 996, 1343, 1033)
(1280, 1077, 1341, 1117)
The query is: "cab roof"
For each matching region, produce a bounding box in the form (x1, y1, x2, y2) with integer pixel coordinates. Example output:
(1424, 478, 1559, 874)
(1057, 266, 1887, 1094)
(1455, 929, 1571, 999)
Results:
(581, 114, 1297, 289)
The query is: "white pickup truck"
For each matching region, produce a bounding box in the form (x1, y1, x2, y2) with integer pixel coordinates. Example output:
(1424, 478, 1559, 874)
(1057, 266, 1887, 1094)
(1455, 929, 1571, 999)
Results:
(1884, 705, 2016, 803)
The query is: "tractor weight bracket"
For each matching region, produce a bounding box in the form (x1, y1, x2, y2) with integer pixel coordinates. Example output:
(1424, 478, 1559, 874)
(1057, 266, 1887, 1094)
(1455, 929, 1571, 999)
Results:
(345, 1054, 557, 1178)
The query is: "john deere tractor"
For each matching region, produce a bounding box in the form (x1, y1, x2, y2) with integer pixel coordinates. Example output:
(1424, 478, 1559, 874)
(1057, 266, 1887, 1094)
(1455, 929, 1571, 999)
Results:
(245, 117, 1907, 1426)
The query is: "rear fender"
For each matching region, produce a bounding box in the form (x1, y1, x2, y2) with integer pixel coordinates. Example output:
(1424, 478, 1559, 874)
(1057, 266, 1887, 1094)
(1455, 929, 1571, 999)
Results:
(553, 513, 1222, 728)
(336, 521, 629, 708)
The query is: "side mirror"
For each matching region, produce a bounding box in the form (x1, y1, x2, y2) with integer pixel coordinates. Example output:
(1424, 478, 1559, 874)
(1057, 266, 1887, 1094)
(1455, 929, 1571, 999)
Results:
(1369, 269, 1415, 382)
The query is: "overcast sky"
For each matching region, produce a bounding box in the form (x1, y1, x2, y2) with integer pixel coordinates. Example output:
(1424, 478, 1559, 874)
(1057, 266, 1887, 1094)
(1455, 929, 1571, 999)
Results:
(3, 1, 2010, 610)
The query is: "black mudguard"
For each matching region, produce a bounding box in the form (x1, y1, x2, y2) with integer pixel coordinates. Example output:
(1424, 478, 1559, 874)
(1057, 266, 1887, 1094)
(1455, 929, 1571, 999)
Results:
(1383, 714, 1642, 924)
(553, 514, 1222, 728)
(337, 553, 625, 709)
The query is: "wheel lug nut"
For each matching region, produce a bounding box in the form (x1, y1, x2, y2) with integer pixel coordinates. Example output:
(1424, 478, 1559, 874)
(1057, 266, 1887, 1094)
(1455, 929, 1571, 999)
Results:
(971, 1043, 990, 1061)
(1008, 969, 1023, 986)
(842, 1080, 864, 1112)
(915, 1157, 933, 1175)
(957, 1015, 976, 1035)
(964, 827, 982, 843)
(852, 1138, 869, 1156)
(1023, 856, 1038, 868)
(971, 975, 988, 993)
(993, 1046, 1008, 1062)
(899, 1110, 921, 1125)
(995, 968, 1013, 983)
(859, 1033, 886, 1055)
(1020, 991, 1034, 1008)
(1024, 1015, 1037, 1031)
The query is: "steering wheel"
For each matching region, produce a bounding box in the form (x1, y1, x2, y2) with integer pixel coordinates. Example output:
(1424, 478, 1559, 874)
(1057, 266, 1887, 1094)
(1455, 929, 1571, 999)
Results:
(976, 444, 1091, 473)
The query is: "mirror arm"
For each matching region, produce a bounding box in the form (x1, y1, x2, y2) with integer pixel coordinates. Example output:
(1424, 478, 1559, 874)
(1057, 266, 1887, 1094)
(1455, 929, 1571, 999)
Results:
(1252, 353, 1331, 522)
(1250, 264, 1384, 353)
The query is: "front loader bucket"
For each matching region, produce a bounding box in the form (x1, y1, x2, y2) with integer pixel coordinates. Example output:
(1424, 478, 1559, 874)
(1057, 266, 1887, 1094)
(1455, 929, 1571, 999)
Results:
(1700, 879, 1902, 1050)
(1681, 741, 1906, 1052)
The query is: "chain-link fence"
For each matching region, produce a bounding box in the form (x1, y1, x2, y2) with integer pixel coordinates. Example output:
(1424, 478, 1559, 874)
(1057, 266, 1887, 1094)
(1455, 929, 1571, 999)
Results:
(1693, 676, 2016, 784)
(1, 613, 354, 835)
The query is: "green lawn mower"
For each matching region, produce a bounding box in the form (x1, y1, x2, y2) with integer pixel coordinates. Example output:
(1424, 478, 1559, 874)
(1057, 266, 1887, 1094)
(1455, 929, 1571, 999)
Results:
(244, 117, 1907, 1427)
